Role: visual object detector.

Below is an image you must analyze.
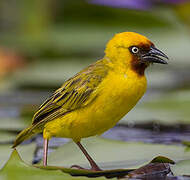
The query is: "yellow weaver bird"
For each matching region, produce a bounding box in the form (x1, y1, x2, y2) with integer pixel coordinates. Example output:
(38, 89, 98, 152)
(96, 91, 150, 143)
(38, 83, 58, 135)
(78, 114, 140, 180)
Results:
(13, 32, 168, 171)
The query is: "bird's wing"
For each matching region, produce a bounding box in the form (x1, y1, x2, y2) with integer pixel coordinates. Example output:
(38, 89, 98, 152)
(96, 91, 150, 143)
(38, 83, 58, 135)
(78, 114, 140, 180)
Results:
(31, 60, 109, 128)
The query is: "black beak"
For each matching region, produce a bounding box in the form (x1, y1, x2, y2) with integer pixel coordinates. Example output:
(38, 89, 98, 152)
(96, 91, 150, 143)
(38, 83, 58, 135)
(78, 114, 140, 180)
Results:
(142, 46, 169, 64)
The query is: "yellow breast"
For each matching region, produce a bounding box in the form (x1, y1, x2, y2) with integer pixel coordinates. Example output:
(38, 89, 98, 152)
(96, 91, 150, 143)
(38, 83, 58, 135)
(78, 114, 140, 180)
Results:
(44, 69, 147, 142)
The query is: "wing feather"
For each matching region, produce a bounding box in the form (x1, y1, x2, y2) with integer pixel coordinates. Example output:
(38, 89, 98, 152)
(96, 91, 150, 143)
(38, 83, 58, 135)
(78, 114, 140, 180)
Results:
(31, 60, 109, 127)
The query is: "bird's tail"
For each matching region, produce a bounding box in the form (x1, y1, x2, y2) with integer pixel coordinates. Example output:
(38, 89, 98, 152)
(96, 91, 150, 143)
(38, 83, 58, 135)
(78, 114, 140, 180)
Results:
(12, 125, 38, 148)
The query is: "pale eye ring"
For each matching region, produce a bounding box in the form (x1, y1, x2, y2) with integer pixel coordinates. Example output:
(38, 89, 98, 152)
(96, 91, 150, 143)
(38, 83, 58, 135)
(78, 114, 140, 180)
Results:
(131, 46, 139, 54)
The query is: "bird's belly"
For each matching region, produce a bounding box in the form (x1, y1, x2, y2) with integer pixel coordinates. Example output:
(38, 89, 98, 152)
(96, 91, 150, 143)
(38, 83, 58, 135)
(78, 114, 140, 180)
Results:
(44, 73, 147, 141)
(83, 75, 147, 136)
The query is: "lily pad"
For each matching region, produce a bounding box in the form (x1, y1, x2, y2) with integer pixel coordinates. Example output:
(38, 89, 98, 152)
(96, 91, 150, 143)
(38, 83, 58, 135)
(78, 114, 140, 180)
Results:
(37, 155, 174, 178)
(171, 160, 190, 176)
(0, 118, 28, 131)
(1, 149, 175, 179)
(0, 150, 107, 180)
(0, 143, 36, 170)
(36, 165, 132, 178)
(122, 90, 190, 125)
(0, 145, 12, 170)
(0, 131, 16, 143)
(46, 137, 190, 170)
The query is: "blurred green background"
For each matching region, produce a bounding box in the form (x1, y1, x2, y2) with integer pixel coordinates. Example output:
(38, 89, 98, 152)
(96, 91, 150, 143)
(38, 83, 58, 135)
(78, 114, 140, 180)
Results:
(0, 0, 190, 178)
(0, 0, 189, 126)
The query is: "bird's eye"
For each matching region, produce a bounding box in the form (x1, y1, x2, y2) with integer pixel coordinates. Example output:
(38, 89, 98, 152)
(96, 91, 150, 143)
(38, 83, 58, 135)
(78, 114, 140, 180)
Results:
(131, 46, 139, 54)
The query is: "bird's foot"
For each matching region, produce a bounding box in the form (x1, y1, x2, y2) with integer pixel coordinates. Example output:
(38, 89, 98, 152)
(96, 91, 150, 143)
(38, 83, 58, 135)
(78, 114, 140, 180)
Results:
(71, 165, 102, 171)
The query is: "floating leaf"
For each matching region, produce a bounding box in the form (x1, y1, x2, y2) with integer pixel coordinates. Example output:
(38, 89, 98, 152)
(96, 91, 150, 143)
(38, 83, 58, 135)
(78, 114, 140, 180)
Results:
(36, 156, 175, 179)
(0, 145, 12, 170)
(0, 131, 16, 143)
(0, 149, 107, 180)
(47, 137, 190, 170)
(171, 159, 190, 176)
(2, 144, 190, 179)
(0, 149, 176, 179)
(0, 143, 35, 170)
(0, 118, 28, 131)
(183, 141, 190, 147)
(122, 90, 190, 125)
(36, 165, 133, 178)
(182, 141, 190, 152)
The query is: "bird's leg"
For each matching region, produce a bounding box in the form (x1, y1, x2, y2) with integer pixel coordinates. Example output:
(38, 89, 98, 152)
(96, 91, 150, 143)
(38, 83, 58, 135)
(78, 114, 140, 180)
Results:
(43, 138, 49, 166)
(71, 142, 102, 171)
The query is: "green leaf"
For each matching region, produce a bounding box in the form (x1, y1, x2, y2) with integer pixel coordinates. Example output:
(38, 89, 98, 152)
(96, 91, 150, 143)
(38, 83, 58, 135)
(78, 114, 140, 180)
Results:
(0, 118, 28, 131)
(182, 141, 190, 152)
(122, 90, 190, 125)
(36, 165, 132, 178)
(183, 141, 190, 147)
(0, 143, 36, 170)
(0, 145, 12, 170)
(171, 160, 190, 176)
(0, 131, 16, 143)
(0, 148, 175, 179)
(2, 142, 190, 179)
(0, 149, 108, 180)
(47, 137, 190, 170)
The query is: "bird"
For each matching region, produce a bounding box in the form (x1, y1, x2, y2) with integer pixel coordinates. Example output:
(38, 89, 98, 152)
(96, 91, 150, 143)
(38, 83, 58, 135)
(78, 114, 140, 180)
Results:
(13, 32, 168, 171)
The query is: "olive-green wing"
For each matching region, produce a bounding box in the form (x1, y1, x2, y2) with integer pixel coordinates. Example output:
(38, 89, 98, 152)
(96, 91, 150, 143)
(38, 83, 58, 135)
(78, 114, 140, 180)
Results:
(31, 60, 109, 128)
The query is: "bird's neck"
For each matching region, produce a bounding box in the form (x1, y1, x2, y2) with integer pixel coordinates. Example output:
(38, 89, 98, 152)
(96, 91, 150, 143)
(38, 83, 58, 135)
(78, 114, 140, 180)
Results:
(131, 61, 148, 77)
(103, 56, 147, 77)
(130, 56, 149, 77)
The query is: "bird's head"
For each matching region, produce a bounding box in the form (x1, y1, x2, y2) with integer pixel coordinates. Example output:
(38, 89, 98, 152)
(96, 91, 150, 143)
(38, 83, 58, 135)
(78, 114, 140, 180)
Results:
(105, 32, 168, 76)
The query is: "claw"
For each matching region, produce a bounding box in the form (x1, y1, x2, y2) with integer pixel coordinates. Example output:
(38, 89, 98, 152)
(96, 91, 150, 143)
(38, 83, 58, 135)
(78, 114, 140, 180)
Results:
(71, 164, 102, 171)
(71, 165, 86, 170)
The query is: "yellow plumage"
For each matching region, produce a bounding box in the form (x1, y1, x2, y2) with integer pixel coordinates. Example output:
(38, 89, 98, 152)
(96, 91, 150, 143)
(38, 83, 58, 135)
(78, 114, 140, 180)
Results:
(13, 32, 168, 169)
(44, 68, 147, 142)
(13, 32, 149, 146)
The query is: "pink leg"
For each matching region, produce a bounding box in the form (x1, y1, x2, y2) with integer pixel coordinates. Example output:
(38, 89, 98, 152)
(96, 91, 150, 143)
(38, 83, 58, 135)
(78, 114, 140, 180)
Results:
(72, 142, 101, 171)
(43, 139, 49, 166)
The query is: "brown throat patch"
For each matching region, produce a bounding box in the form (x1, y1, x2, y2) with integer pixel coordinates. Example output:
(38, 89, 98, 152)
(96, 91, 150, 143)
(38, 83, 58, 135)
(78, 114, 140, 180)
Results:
(131, 56, 148, 76)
